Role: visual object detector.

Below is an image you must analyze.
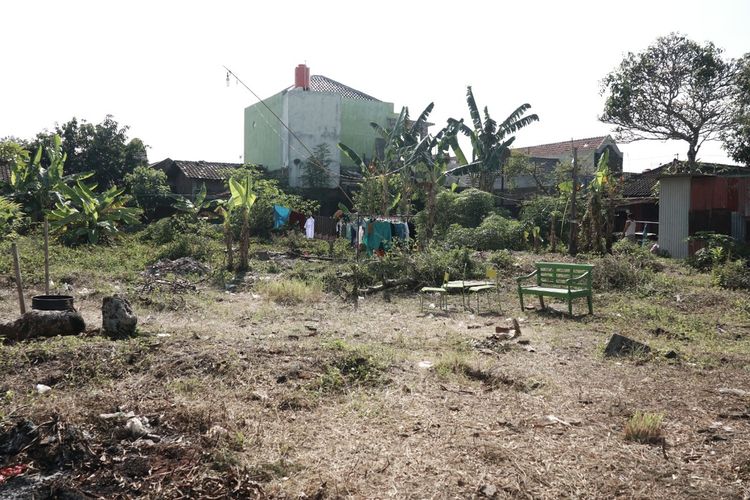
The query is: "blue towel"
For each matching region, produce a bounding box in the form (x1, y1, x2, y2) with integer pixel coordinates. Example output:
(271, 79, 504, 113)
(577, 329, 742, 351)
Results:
(273, 205, 291, 229)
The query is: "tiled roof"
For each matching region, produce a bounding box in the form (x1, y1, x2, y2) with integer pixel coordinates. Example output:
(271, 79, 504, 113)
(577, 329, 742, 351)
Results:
(622, 174, 660, 198)
(513, 136, 609, 159)
(151, 159, 242, 180)
(307, 75, 381, 102)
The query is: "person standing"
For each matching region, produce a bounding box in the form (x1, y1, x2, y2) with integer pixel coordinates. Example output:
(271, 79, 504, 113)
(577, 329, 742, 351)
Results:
(623, 213, 636, 243)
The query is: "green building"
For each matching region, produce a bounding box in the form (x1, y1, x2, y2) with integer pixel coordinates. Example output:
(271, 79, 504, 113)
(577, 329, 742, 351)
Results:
(244, 64, 399, 190)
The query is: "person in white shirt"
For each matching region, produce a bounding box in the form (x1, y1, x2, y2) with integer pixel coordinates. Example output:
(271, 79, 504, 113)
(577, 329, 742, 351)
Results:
(305, 215, 315, 239)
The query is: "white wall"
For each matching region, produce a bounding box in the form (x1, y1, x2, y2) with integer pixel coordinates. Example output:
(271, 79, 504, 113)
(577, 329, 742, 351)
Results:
(658, 176, 691, 258)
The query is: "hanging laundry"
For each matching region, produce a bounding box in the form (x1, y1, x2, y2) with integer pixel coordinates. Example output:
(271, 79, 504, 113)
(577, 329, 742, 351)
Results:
(364, 220, 392, 256)
(289, 211, 306, 230)
(273, 205, 291, 229)
(305, 216, 315, 239)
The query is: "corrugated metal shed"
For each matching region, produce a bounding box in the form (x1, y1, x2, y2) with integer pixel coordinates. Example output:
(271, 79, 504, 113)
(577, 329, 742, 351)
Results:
(658, 176, 691, 258)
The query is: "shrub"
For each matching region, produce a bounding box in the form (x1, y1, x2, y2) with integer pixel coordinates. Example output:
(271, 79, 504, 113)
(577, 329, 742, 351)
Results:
(142, 214, 220, 245)
(712, 259, 750, 290)
(488, 249, 515, 269)
(157, 234, 222, 263)
(0, 195, 23, 238)
(417, 188, 496, 238)
(592, 254, 649, 291)
(446, 214, 525, 251)
(624, 411, 663, 444)
(611, 239, 664, 272)
(124, 166, 173, 220)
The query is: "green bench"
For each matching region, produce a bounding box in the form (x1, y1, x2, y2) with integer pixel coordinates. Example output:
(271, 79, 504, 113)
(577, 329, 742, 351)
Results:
(517, 262, 594, 316)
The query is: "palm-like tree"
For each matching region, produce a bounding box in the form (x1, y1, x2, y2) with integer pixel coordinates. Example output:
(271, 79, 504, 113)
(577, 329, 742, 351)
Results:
(449, 86, 539, 193)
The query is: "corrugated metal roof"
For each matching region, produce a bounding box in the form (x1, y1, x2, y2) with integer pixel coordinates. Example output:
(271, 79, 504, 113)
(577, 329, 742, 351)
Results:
(171, 160, 241, 180)
(513, 136, 609, 159)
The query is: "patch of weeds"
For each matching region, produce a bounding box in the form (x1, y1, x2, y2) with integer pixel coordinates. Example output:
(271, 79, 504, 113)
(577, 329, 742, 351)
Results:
(278, 391, 316, 411)
(624, 411, 664, 444)
(313, 344, 387, 393)
(434, 352, 470, 379)
(169, 377, 205, 395)
(322, 338, 350, 351)
(247, 459, 301, 483)
(434, 353, 527, 391)
(256, 278, 323, 305)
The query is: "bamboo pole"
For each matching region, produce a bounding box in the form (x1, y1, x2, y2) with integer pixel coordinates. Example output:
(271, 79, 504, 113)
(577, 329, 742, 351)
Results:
(44, 219, 50, 295)
(11, 242, 26, 314)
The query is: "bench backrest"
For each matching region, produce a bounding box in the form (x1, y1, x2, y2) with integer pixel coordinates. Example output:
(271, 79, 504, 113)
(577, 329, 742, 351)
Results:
(535, 262, 593, 288)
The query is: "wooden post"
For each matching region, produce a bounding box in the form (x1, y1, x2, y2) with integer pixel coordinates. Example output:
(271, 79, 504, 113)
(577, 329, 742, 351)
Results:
(11, 243, 26, 314)
(44, 218, 50, 295)
(568, 145, 579, 256)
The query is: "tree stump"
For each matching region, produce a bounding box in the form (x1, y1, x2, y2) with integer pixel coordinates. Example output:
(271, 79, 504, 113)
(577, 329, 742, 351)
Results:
(101, 296, 138, 339)
(0, 310, 85, 342)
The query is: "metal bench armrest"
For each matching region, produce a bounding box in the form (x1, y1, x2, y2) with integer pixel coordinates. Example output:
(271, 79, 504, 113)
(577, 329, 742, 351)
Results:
(517, 269, 538, 284)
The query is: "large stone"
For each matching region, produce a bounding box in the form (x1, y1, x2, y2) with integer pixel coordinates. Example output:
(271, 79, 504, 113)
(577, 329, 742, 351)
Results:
(101, 296, 138, 339)
(0, 310, 85, 341)
(604, 333, 651, 357)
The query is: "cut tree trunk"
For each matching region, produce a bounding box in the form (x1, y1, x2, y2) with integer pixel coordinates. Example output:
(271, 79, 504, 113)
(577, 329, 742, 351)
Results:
(0, 310, 85, 342)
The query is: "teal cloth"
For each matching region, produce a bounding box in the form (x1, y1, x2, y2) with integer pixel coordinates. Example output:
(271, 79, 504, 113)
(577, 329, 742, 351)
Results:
(365, 221, 392, 256)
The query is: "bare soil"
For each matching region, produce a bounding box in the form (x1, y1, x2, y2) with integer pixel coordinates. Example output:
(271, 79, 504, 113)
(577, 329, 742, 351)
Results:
(1, 254, 749, 499)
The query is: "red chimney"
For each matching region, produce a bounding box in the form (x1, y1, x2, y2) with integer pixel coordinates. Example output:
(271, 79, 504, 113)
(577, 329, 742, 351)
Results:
(294, 64, 310, 90)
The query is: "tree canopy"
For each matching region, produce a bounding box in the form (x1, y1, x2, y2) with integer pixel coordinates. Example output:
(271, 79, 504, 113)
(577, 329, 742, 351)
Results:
(723, 53, 750, 165)
(28, 115, 148, 188)
(600, 33, 740, 166)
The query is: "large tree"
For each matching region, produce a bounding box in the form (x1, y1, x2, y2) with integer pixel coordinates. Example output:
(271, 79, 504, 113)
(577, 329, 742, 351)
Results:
(601, 33, 739, 167)
(28, 116, 148, 188)
(723, 53, 750, 165)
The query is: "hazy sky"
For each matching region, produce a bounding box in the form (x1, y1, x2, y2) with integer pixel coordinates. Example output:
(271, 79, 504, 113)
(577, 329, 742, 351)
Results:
(2, 0, 748, 172)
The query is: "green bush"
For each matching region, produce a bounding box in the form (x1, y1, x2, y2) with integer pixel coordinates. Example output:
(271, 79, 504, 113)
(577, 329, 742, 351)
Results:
(591, 254, 650, 291)
(712, 259, 750, 290)
(417, 188, 496, 239)
(0, 195, 23, 238)
(157, 234, 222, 263)
(142, 214, 220, 245)
(488, 249, 515, 269)
(611, 239, 664, 272)
(519, 195, 565, 242)
(446, 214, 525, 251)
(124, 166, 173, 220)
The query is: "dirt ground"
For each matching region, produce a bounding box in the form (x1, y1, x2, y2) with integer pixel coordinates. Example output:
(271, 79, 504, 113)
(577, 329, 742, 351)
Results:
(1, 254, 749, 499)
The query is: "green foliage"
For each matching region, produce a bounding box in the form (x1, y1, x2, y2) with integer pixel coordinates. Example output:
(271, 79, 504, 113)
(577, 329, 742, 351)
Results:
(519, 195, 565, 243)
(48, 180, 142, 245)
(255, 278, 324, 305)
(300, 143, 332, 189)
(417, 188, 496, 239)
(712, 259, 750, 290)
(723, 53, 750, 166)
(229, 166, 317, 238)
(488, 249, 515, 269)
(601, 33, 739, 165)
(445, 214, 525, 251)
(448, 86, 539, 192)
(157, 233, 222, 262)
(124, 165, 173, 220)
(0, 195, 22, 237)
(624, 411, 664, 444)
(579, 150, 619, 254)
(686, 232, 738, 270)
(141, 213, 218, 245)
(7, 134, 85, 220)
(29, 115, 148, 187)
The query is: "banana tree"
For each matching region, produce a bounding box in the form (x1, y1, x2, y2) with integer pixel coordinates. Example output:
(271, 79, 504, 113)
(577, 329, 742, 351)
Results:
(579, 150, 619, 253)
(9, 134, 91, 220)
(48, 180, 142, 245)
(448, 86, 539, 193)
(214, 202, 234, 270)
(228, 172, 257, 271)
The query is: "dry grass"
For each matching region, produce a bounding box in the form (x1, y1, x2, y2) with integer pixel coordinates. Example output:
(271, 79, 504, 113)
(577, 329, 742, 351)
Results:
(255, 278, 323, 305)
(1, 250, 750, 498)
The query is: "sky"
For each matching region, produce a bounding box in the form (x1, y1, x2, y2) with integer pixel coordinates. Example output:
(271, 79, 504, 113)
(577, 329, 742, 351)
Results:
(2, 0, 749, 173)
